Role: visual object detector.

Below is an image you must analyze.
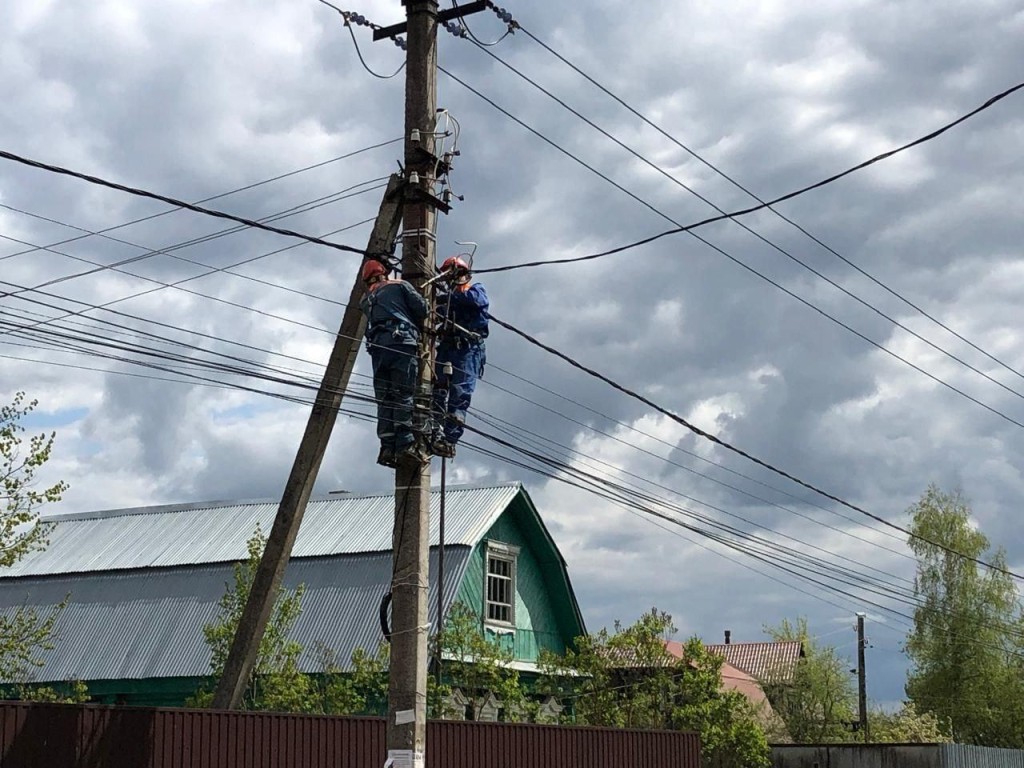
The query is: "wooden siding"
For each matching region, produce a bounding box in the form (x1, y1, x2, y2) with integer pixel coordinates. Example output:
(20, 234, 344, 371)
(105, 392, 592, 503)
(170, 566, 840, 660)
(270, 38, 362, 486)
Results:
(454, 500, 576, 662)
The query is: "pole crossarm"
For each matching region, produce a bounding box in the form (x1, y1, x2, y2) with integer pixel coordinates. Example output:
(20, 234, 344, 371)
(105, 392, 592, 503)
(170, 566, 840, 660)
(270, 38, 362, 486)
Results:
(373, 0, 487, 40)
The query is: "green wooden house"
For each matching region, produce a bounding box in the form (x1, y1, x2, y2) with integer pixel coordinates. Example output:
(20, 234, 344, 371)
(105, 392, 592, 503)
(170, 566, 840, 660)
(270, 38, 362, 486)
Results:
(0, 482, 585, 707)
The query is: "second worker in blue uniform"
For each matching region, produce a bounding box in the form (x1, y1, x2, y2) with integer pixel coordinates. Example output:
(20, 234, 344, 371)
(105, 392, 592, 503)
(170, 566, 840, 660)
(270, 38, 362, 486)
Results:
(430, 255, 489, 459)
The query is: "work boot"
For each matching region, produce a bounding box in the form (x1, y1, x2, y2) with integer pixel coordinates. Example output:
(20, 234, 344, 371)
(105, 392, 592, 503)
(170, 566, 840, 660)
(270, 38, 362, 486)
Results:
(431, 439, 456, 459)
(376, 446, 397, 468)
(395, 443, 430, 464)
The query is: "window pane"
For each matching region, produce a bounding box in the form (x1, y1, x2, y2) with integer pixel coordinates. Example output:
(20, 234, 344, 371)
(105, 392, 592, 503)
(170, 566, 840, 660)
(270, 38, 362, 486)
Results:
(485, 549, 515, 624)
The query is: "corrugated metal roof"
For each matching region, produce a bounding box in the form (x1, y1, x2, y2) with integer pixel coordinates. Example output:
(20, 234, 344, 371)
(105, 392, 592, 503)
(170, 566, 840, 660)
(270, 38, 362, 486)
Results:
(4, 483, 521, 578)
(3, 548, 471, 682)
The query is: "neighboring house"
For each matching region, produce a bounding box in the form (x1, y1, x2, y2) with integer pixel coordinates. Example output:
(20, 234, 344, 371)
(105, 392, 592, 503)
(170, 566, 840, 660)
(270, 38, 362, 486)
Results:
(0, 482, 585, 708)
(665, 636, 804, 685)
(700, 638, 805, 684)
(663, 636, 803, 735)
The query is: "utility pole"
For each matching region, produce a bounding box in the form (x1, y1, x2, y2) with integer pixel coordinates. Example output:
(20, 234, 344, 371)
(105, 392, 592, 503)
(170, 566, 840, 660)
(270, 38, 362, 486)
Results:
(373, 2, 485, 765)
(386, 1, 437, 762)
(856, 612, 869, 742)
(211, 175, 403, 710)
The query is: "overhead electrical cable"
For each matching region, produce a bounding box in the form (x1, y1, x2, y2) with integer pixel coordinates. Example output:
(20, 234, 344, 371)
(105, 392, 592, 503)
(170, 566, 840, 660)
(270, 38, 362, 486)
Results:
(0, 212, 376, 339)
(5, 265, 916, 578)
(0, 148, 372, 256)
(512, 24, 1024, 388)
(0, 179, 385, 299)
(471, 79, 1024, 273)
(472, 409, 917, 590)
(480, 362, 911, 550)
(463, 428, 920, 620)
(1, 311, 929, 614)
(488, 312, 1024, 581)
(0, 137, 400, 263)
(436, 67, 1024, 430)
(12, 313, 1024, 649)
(0, 209, 375, 310)
(461, 429, 1024, 655)
(4, 294, 926, 610)
(330, 4, 407, 79)
(454, 39, 1024, 407)
(0, 234, 363, 343)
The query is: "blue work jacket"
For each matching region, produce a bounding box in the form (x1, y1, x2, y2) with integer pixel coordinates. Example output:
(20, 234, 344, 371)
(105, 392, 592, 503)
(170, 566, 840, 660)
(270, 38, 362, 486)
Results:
(360, 279, 428, 349)
(437, 282, 489, 341)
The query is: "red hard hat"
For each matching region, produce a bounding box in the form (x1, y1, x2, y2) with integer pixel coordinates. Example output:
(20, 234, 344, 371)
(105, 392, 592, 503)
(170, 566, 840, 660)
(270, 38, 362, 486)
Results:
(361, 260, 387, 282)
(441, 256, 469, 273)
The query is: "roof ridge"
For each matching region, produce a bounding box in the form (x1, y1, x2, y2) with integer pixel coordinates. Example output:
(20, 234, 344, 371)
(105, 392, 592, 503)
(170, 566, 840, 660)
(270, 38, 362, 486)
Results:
(42, 481, 522, 522)
(6, 483, 525, 578)
(705, 640, 801, 647)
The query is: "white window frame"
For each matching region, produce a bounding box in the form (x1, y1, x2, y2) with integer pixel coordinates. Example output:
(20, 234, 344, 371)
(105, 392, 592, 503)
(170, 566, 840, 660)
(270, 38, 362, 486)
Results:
(483, 541, 519, 628)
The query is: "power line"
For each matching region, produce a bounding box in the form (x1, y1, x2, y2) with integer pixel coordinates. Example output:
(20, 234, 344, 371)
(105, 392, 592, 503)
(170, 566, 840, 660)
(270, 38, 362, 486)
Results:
(0, 137, 400, 263)
(488, 312, 1024, 582)
(318, 1, 407, 79)
(0, 210, 376, 339)
(436, 64, 1024, 431)
(2, 209, 932, 580)
(12, 154, 1011, 589)
(4, 262, 921, 585)
(454, 37, 1024, 409)
(3, 273, 921, 590)
(479, 362, 910, 551)
(462, 430, 1024, 658)
(8, 307, 921, 616)
(473, 79, 1024, 273)
(1, 192, 918, 569)
(0, 179, 386, 299)
(0, 148, 374, 257)
(13, 308, 1024, 653)
(472, 410, 918, 594)
(512, 23, 1024, 390)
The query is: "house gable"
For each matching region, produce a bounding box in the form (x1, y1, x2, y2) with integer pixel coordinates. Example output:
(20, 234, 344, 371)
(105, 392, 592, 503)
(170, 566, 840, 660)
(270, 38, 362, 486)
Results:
(453, 487, 585, 663)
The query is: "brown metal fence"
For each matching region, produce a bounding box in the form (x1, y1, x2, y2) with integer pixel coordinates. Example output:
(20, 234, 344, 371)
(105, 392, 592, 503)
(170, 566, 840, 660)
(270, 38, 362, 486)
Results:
(0, 701, 700, 768)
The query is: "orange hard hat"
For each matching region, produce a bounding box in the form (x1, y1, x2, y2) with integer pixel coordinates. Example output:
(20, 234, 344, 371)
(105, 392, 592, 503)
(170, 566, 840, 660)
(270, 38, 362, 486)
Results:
(441, 256, 469, 273)
(361, 259, 387, 282)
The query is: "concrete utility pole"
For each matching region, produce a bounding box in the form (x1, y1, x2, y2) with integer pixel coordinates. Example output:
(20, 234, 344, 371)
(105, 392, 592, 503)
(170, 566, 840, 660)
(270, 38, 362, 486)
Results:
(385, 0, 438, 762)
(373, 2, 484, 765)
(211, 175, 404, 710)
(856, 612, 869, 742)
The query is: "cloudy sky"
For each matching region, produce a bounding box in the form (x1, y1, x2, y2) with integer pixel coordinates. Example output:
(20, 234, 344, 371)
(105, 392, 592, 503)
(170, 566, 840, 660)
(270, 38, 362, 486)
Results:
(2, 0, 1023, 707)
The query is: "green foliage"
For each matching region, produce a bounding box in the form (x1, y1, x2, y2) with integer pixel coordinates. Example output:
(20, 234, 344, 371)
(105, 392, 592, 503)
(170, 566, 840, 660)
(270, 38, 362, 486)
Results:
(539, 609, 769, 768)
(438, 602, 535, 721)
(1, 393, 68, 569)
(763, 617, 858, 742)
(16, 679, 90, 703)
(0, 393, 72, 689)
(869, 702, 951, 743)
(904, 485, 1024, 747)
(190, 527, 315, 711)
(312, 641, 390, 716)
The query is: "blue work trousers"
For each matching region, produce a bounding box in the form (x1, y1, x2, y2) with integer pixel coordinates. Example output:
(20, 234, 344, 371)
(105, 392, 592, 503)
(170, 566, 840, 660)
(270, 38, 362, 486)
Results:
(370, 345, 418, 451)
(433, 341, 485, 444)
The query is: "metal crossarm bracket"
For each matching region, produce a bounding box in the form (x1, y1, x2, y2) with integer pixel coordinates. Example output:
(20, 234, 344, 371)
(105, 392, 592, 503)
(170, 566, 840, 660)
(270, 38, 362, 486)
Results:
(373, 0, 487, 40)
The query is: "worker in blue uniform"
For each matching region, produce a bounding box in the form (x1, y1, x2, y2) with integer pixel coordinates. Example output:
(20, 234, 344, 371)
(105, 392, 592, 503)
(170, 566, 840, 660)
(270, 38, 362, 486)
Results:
(431, 255, 489, 459)
(359, 259, 429, 468)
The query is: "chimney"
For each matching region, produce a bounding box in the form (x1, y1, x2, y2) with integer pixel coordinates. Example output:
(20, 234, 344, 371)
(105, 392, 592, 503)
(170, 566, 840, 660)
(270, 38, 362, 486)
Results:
(724, 630, 731, 645)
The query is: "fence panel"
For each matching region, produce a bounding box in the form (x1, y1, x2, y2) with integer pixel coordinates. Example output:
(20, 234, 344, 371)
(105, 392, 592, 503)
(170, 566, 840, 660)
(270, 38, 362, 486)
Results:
(0, 702, 699, 768)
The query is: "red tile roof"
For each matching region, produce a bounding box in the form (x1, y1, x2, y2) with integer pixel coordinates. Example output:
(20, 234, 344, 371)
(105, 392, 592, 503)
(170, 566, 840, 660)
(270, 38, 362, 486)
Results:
(664, 640, 804, 683)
